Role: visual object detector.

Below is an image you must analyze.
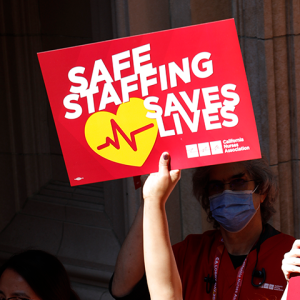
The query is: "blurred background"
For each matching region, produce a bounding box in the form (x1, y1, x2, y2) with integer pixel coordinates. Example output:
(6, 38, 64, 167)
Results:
(1, 0, 299, 298)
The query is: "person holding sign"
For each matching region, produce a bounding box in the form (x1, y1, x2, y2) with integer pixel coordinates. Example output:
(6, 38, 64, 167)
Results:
(110, 155, 295, 299)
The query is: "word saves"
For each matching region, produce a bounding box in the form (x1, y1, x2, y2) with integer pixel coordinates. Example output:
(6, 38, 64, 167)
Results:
(63, 43, 241, 137)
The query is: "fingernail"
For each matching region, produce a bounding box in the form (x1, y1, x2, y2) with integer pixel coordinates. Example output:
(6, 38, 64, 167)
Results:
(163, 153, 169, 160)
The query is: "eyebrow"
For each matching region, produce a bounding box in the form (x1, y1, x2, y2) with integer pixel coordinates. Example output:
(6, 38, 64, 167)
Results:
(229, 172, 246, 180)
(209, 173, 246, 183)
(11, 292, 31, 298)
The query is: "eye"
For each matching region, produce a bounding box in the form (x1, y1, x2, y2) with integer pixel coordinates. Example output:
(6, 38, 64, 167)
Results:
(230, 178, 248, 190)
(208, 181, 224, 196)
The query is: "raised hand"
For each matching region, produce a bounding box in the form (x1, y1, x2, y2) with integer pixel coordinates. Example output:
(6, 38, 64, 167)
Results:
(143, 152, 181, 206)
(282, 239, 300, 281)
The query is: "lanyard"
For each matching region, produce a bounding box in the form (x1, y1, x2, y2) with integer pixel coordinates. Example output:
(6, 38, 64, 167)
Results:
(212, 239, 248, 300)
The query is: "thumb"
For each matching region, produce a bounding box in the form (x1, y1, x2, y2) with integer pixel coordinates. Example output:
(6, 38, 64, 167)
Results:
(158, 152, 170, 174)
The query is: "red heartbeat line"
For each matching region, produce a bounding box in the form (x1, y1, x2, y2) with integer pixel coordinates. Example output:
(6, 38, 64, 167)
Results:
(97, 119, 154, 151)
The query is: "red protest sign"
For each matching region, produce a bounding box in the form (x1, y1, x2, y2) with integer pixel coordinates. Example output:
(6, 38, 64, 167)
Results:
(38, 18, 261, 186)
(287, 276, 300, 299)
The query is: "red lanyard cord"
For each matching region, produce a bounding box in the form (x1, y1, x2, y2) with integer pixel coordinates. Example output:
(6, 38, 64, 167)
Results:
(211, 240, 248, 300)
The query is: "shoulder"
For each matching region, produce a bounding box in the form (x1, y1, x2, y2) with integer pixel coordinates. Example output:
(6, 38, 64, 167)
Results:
(260, 223, 295, 252)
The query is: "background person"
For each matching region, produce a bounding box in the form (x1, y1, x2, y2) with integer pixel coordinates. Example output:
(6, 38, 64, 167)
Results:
(0, 249, 80, 300)
(110, 155, 295, 300)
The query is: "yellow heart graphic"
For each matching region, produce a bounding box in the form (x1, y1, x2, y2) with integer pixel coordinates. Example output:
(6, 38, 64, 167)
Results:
(85, 97, 158, 167)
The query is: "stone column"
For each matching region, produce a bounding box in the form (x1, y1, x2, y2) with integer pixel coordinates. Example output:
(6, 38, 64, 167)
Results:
(232, 0, 300, 237)
(0, 0, 52, 232)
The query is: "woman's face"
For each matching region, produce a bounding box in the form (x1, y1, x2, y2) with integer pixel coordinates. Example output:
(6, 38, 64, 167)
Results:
(0, 268, 41, 300)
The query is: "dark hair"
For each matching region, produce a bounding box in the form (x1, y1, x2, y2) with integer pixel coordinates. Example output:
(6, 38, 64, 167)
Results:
(192, 156, 278, 228)
(0, 250, 80, 300)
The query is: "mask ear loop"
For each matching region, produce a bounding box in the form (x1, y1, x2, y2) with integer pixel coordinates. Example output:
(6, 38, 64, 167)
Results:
(252, 184, 259, 194)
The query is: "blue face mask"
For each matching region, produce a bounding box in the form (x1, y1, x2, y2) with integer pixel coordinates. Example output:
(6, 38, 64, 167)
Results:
(209, 189, 259, 233)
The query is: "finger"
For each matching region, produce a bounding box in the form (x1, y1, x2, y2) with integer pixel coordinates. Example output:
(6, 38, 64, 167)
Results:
(282, 257, 300, 267)
(283, 265, 300, 277)
(284, 249, 300, 259)
(292, 239, 300, 250)
(158, 152, 170, 174)
(289, 265, 300, 274)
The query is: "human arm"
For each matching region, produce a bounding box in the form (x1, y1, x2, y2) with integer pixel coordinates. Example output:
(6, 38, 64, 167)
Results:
(143, 152, 182, 300)
(111, 202, 145, 297)
(281, 239, 300, 300)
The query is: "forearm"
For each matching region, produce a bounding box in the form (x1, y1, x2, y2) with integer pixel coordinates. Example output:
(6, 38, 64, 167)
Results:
(281, 283, 288, 300)
(112, 204, 145, 297)
(143, 201, 182, 300)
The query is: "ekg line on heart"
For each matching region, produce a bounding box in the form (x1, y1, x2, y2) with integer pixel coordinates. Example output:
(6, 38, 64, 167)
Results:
(97, 119, 154, 151)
